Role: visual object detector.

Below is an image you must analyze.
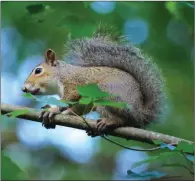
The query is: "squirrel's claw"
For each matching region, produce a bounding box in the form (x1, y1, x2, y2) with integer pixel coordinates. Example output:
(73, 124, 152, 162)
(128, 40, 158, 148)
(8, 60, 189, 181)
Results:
(48, 112, 56, 126)
(86, 118, 116, 137)
(96, 118, 116, 134)
(86, 130, 100, 137)
(42, 111, 50, 128)
(39, 109, 46, 120)
(46, 112, 56, 129)
(41, 104, 51, 109)
(40, 111, 56, 129)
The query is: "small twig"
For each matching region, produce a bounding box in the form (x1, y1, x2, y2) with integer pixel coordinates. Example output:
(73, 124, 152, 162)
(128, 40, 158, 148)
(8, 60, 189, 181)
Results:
(102, 135, 161, 151)
(90, 105, 95, 113)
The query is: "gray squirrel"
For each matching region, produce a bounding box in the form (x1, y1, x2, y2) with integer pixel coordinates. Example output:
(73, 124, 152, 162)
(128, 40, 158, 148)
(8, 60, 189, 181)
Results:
(22, 27, 166, 136)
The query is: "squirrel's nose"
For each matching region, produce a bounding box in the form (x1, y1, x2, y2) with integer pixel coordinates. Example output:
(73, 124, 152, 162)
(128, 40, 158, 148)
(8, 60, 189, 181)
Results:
(22, 86, 27, 93)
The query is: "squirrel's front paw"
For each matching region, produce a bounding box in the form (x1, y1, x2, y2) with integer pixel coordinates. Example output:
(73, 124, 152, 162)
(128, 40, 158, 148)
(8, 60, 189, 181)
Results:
(39, 105, 67, 129)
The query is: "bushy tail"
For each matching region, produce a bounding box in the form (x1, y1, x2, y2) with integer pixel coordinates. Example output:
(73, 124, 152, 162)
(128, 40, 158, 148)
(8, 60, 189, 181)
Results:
(64, 28, 166, 123)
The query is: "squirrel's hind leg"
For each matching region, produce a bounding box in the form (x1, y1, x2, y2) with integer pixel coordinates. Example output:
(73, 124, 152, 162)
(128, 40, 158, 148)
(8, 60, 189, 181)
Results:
(87, 106, 124, 137)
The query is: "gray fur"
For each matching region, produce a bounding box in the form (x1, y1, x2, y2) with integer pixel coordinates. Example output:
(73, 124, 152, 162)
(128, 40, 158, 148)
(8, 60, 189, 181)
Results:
(63, 34, 166, 127)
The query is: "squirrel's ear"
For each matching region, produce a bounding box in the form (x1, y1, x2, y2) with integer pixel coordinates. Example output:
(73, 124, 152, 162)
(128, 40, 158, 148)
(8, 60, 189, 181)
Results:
(45, 49, 58, 66)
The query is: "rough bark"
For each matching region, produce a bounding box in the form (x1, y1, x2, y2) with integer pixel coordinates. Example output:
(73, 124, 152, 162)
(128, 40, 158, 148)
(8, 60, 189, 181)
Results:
(1, 103, 193, 146)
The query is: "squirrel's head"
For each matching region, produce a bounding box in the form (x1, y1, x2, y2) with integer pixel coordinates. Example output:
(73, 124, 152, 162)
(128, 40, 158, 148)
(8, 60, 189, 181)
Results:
(22, 49, 60, 96)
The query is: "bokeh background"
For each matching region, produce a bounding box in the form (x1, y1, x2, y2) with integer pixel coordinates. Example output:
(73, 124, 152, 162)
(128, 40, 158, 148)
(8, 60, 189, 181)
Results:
(1, 1, 194, 180)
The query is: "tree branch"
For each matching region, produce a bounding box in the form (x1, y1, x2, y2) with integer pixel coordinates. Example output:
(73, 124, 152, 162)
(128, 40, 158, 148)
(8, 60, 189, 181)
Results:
(1, 103, 193, 147)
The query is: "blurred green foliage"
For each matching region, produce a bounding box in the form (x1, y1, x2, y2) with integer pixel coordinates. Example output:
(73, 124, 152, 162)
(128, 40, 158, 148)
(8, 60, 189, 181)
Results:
(2, 152, 27, 180)
(1, 1, 194, 180)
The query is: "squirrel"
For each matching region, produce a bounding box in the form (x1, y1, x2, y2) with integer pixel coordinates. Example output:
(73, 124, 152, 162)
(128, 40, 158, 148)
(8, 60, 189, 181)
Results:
(22, 28, 166, 136)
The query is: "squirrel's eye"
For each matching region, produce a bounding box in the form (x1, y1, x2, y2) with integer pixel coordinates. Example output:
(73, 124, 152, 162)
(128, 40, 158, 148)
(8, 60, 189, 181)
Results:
(35, 68, 42, 75)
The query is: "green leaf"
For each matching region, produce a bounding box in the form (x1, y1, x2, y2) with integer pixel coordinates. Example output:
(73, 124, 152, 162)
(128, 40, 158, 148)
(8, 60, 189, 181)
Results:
(132, 156, 158, 169)
(62, 100, 78, 105)
(2, 153, 25, 180)
(152, 140, 176, 150)
(162, 163, 188, 169)
(185, 154, 194, 162)
(161, 163, 194, 174)
(132, 152, 177, 169)
(6, 109, 29, 118)
(83, 2, 91, 8)
(176, 141, 194, 154)
(23, 93, 36, 99)
(165, 2, 181, 19)
(153, 139, 164, 145)
(127, 170, 166, 180)
(76, 84, 110, 98)
(180, 2, 195, 8)
(165, 2, 178, 13)
(79, 97, 92, 105)
(35, 96, 67, 107)
(94, 100, 128, 108)
(26, 4, 45, 14)
(43, 97, 68, 107)
(23, 93, 75, 106)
